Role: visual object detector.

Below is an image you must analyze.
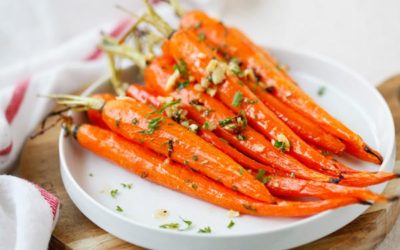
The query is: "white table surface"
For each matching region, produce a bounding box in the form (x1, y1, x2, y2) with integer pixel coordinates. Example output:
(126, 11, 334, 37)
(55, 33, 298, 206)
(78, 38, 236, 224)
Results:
(1, 0, 399, 248)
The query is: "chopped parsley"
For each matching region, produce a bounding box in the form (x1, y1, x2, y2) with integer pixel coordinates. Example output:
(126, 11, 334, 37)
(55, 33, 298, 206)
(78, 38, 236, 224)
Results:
(176, 80, 190, 91)
(238, 167, 245, 176)
(183, 160, 189, 165)
(255, 169, 270, 184)
(110, 189, 119, 198)
(160, 223, 180, 230)
(198, 32, 206, 42)
(236, 134, 246, 141)
(219, 117, 233, 127)
(173, 59, 188, 78)
(317, 86, 326, 96)
(140, 116, 163, 135)
(227, 220, 235, 229)
(89, 173, 93, 177)
(231, 91, 244, 107)
(274, 141, 286, 151)
(160, 217, 193, 231)
(116, 205, 123, 212)
(121, 183, 133, 189)
(192, 155, 199, 161)
(198, 226, 212, 233)
(255, 169, 266, 181)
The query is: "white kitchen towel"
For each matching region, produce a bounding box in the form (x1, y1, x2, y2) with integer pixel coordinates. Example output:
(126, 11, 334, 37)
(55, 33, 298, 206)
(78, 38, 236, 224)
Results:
(0, 1, 224, 249)
(0, 175, 60, 250)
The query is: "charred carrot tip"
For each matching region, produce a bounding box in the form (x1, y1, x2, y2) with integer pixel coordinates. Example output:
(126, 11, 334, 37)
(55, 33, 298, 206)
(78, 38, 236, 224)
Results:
(364, 145, 383, 164)
(329, 177, 341, 184)
(388, 196, 400, 202)
(359, 200, 374, 206)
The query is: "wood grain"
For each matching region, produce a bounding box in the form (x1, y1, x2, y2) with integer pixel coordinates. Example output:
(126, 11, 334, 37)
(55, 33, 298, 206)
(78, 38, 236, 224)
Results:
(18, 75, 400, 250)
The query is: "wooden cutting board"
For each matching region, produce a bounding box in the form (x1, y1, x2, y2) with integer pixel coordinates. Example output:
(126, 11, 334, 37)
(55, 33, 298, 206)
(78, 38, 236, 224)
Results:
(18, 75, 400, 250)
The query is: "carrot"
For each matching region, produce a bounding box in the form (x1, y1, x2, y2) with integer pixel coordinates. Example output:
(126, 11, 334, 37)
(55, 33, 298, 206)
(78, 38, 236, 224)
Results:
(245, 81, 346, 155)
(127, 84, 285, 176)
(138, 61, 337, 183)
(75, 123, 360, 216)
(127, 84, 398, 188)
(180, 10, 383, 164)
(164, 30, 398, 186)
(266, 176, 387, 202)
(167, 30, 350, 176)
(101, 97, 275, 202)
(87, 93, 115, 128)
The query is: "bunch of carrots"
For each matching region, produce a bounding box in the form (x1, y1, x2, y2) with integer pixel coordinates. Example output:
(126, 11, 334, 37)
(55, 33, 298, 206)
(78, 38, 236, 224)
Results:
(43, 1, 399, 217)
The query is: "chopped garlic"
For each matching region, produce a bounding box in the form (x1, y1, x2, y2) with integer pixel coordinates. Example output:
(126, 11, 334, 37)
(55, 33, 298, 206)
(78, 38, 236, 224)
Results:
(211, 65, 226, 84)
(153, 209, 170, 219)
(198, 52, 206, 59)
(206, 87, 217, 97)
(253, 144, 265, 152)
(189, 124, 199, 133)
(267, 78, 277, 86)
(206, 59, 218, 72)
(200, 77, 210, 88)
(243, 68, 257, 81)
(194, 83, 205, 92)
(227, 210, 240, 218)
(165, 69, 180, 91)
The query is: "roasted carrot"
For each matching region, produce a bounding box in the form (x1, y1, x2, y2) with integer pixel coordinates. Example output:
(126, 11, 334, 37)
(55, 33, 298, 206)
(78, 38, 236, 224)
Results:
(126, 85, 392, 201)
(138, 61, 338, 183)
(266, 176, 387, 202)
(75, 123, 360, 216)
(101, 97, 275, 202)
(245, 81, 346, 155)
(167, 30, 350, 176)
(87, 93, 115, 128)
(180, 10, 383, 164)
(163, 30, 397, 186)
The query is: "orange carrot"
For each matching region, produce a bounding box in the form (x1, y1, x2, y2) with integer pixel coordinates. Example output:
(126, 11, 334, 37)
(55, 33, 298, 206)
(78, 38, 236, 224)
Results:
(167, 30, 350, 176)
(138, 61, 337, 183)
(76, 123, 360, 216)
(164, 30, 397, 186)
(266, 176, 387, 202)
(245, 81, 346, 155)
(101, 97, 275, 202)
(180, 10, 382, 164)
(87, 93, 115, 128)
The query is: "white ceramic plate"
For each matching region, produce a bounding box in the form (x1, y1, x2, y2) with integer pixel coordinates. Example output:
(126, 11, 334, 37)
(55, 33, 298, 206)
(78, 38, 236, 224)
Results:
(59, 47, 395, 250)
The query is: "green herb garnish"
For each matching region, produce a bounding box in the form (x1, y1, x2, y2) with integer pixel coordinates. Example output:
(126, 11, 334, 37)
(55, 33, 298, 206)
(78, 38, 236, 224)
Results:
(140, 116, 163, 135)
(274, 141, 286, 151)
(317, 86, 326, 96)
(227, 220, 235, 229)
(160, 223, 180, 230)
(116, 205, 123, 212)
(198, 226, 212, 233)
(177, 80, 190, 91)
(198, 32, 206, 42)
(121, 183, 133, 189)
(110, 189, 119, 198)
(173, 59, 188, 78)
(192, 155, 199, 161)
(231, 91, 244, 107)
(255, 169, 266, 181)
